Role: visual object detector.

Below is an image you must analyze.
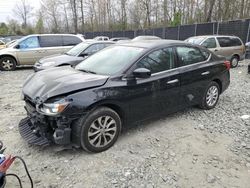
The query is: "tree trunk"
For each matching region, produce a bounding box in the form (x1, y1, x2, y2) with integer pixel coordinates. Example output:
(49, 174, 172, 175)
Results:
(206, 0, 216, 22)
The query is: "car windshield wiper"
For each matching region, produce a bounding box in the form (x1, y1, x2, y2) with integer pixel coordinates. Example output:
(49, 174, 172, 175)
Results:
(80, 69, 97, 74)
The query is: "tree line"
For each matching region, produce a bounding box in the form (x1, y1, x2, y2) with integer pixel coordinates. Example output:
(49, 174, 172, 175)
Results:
(1, 0, 250, 36)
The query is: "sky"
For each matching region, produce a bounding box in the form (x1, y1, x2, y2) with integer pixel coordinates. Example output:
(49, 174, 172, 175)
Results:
(0, 0, 41, 23)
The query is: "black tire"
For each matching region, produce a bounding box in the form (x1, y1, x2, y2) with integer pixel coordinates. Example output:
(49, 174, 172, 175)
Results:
(71, 107, 121, 153)
(230, 56, 239, 68)
(0, 56, 17, 71)
(199, 81, 220, 110)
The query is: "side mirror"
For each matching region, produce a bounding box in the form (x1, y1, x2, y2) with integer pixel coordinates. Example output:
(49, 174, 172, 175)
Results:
(15, 44, 20, 49)
(79, 52, 89, 57)
(133, 68, 151, 78)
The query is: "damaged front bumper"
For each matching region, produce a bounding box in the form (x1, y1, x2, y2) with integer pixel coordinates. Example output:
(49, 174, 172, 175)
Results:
(18, 100, 81, 147)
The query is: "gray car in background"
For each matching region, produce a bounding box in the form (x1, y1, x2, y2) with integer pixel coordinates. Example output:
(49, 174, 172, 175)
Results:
(0, 34, 84, 71)
(34, 41, 115, 72)
(185, 35, 245, 68)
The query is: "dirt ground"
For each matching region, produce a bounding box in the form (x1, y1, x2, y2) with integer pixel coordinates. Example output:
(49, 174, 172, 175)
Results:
(0, 60, 250, 188)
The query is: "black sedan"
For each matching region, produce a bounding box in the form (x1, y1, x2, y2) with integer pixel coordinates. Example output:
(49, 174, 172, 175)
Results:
(33, 41, 114, 71)
(19, 40, 230, 152)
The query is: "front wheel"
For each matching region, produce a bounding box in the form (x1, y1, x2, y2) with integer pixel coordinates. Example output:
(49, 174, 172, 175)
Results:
(72, 107, 121, 153)
(0, 56, 17, 71)
(200, 81, 220, 110)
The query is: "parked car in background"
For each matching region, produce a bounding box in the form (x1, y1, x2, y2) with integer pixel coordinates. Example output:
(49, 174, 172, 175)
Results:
(19, 40, 230, 152)
(93, 36, 109, 41)
(185, 35, 245, 68)
(109, 37, 130, 42)
(34, 41, 115, 72)
(0, 34, 84, 71)
(0, 40, 6, 49)
(132, 35, 161, 41)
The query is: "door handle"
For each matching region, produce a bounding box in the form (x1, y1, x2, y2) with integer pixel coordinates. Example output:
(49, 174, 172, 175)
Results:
(214, 49, 218, 52)
(167, 79, 179, 84)
(201, 71, 210, 75)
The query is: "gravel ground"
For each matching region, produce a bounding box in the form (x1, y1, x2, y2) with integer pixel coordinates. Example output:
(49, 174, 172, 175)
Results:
(0, 60, 249, 188)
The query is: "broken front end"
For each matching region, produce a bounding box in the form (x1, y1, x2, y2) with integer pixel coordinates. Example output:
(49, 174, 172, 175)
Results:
(19, 95, 81, 147)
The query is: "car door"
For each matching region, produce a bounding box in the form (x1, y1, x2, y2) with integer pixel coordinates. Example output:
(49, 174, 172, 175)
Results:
(39, 35, 64, 58)
(200, 37, 218, 53)
(127, 47, 181, 121)
(15, 36, 41, 65)
(176, 46, 213, 107)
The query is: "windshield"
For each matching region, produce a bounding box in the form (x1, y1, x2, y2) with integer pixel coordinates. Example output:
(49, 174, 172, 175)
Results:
(185, 37, 206, 44)
(75, 45, 144, 75)
(66, 42, 90, 56)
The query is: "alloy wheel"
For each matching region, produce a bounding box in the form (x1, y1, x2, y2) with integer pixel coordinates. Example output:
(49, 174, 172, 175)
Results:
(206, 86, 219, 107)
(2, 59, 14, 70)
(87, 116, 117, 148)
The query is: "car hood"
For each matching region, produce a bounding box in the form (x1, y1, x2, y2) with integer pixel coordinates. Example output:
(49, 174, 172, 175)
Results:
(39, 54, 84, 65)
(23, 66, 109, 103)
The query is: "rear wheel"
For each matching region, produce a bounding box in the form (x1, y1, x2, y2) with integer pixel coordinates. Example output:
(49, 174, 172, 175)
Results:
(71, 107, 121, 153)
(230, 56, 239, 68)
(0, 56, 17, 71)
(200, 81, 220, 110)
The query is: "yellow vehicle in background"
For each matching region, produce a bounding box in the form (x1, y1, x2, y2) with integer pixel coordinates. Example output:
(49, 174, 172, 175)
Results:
(0, 40, 6, 49)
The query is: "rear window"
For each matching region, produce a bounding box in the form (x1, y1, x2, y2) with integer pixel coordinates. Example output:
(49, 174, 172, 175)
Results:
(63, 36, 82, 46)
(217, 37, 242, 47)
(39, 36, 63, 47)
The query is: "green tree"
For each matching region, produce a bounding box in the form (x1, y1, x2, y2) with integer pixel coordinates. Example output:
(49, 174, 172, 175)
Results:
(35, 17, 44, 33)
(170, 12, 181, 27)
(0, 23, 9, 35)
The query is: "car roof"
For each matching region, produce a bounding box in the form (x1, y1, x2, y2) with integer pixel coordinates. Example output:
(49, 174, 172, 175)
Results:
(188, 35, 240, 38)
(84, 40, 115, 44)
(116, 39, 188, 49)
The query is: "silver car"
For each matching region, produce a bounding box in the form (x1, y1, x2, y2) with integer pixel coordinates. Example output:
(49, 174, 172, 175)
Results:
(0, 34, 84, 71)
(185, 35, 245, 68)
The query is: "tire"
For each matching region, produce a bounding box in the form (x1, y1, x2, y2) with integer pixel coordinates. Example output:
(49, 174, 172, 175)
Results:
(230, 56, 239, 68)
(71, 107, 121, 153)
(0, 56, 17, 71)
(200, 81, 220, 110)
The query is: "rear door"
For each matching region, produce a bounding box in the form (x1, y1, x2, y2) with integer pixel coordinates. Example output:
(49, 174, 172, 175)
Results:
(176, 46, 213, 107)
(200, 37, 218, 54)
(128, 47, 181, 121)
(39, 35, 64, 58)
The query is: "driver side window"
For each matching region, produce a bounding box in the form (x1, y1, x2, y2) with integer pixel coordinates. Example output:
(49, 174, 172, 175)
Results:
(201, 38, 216, 48)
(19, 36, 40, 49)
(136, 48, 175, 74)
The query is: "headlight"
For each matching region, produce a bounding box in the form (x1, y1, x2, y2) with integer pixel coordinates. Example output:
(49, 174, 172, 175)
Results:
(40, 99, 70, 115)
(42, 61, 56, 67)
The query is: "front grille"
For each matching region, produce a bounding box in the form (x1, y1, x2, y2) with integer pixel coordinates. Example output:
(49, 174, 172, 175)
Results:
(19, 117, 50, 146)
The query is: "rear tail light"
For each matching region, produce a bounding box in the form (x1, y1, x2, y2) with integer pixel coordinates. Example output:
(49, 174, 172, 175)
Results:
(224, 61, 231, 70)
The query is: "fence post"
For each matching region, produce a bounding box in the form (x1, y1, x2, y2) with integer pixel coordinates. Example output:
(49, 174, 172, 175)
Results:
(177, 25, 180, 40)
(194, 24, 197, 36)
(213, 23, 214, 34)
(246, 20, 250, 43)
(162, 27, 166, 39)
(217, 22, 220, 34)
